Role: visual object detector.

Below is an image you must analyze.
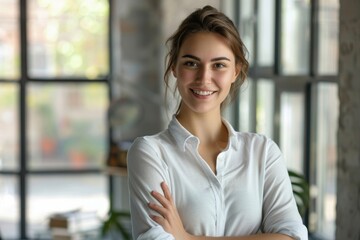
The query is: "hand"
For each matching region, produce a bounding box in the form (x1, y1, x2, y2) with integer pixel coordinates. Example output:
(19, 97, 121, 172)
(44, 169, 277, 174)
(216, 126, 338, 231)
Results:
(148, 182, 294, 240)
(148, 182, 192, 240)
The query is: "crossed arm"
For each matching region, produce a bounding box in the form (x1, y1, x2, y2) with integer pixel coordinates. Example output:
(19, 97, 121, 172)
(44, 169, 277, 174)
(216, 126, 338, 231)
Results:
(148, 182, 295, 240)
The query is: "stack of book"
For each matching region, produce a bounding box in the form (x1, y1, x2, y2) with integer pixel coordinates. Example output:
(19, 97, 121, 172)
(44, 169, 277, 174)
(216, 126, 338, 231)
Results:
(48, 209, 101, 240)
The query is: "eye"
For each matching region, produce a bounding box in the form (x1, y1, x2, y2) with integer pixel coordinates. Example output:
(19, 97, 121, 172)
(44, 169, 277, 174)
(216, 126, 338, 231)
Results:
(184, 61, 198, 68)
(213, 62, 226, 69)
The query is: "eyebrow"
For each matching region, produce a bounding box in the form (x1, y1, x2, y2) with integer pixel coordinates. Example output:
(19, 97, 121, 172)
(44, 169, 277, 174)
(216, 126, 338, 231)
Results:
(181, 54, 231, 62)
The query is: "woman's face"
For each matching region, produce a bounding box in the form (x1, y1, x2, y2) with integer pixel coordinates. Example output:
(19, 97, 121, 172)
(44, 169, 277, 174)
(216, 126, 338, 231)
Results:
(173, 32, 239, 115)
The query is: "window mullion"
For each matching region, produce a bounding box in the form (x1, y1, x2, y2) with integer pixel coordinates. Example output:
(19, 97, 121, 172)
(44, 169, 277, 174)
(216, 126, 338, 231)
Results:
(19, 0, 28, 238)
(310, 0, 320, 76)
(274, 0, 282, 75)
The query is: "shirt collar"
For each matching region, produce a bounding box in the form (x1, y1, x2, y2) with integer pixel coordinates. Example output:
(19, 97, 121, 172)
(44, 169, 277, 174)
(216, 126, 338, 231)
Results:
(222, 119, 239, 151)
(168, 115, 195, 151)
(168, 115, 239, 152)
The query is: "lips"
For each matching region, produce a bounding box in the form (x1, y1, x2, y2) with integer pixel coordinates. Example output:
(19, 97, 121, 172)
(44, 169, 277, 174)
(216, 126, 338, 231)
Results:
(191, 89, 215, 96)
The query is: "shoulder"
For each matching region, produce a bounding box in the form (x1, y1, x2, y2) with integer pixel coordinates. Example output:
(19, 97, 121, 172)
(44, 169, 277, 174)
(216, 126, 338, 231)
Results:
(127, 131, 173, 172)
(223, 119, 275, 149)
(235, 131, 275, 148)
(237, 132, 285, 166)
(237, 131, 268, 142)
(231, 131, 281, 159)
(129, 130, 170, 153)
(127, 129, 178, 162)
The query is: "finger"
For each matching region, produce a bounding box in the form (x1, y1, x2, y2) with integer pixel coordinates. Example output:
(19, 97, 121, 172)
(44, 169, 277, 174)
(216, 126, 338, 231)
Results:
(148, 202, 168, 216)
(150, 214, 171, 232)
(151, 190, 170, 208)
(150, 214, 162, 223)
(161, 182, 172, 201)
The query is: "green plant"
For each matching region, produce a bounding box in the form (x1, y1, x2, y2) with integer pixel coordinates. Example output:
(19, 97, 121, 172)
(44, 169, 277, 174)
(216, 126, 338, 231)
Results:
(288, 170, 310, 218)
(101, 210, 132, 240)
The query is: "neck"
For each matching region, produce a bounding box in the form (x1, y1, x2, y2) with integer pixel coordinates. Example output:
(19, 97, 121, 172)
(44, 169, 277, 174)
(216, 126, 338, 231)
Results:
(176, 110, 227, 145)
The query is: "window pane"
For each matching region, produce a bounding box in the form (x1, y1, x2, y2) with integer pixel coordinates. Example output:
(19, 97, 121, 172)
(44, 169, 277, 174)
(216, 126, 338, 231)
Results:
(310, 83, 338, 239)
(28, 83, 108, 170)
(238, 79, 254, 132)
(318, 0, 339, 75)
(280, 92, 304, 173)
(0, 0, 19, 79)
(27, 174, 109, 237)
(256, 79, 274, 138)
(281, 0, 310, 75)
(238, 0, 255, 64)
(0, 84, 18, 170)
(28, 0, 109, 78)
(257, 0, 275, 67)
(0, 175, 19, 239)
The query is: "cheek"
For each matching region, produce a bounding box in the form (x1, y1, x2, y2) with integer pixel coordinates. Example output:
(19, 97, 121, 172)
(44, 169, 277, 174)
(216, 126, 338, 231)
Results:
(216, 72, 236, 87)
(177, 68, 195, 80)
(176, 70, 196, 88)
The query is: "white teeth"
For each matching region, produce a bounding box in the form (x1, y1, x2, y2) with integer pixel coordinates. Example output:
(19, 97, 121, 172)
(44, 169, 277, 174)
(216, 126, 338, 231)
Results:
(193, 90, 214, 96)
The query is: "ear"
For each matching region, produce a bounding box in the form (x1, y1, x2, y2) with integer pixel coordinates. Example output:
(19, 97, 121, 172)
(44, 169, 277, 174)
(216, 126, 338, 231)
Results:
(232, 64, 241, 83)
(172, 65, 177, 78)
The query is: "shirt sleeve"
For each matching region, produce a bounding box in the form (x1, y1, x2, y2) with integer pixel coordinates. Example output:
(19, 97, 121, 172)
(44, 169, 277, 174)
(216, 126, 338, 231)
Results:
(127, 137, 175, 240)
(261, 139, 308, 240)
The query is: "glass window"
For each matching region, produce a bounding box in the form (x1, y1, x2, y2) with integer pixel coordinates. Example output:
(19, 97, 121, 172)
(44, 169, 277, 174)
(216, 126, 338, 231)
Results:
(238, 0, 255, 65)
(27, 0, 109, 78)
(318, 0, 339, 75)
(0, 0, 19, 79)
(230, 0, 339, 237)
(256, 79, 275, 138)
(0, 1, 111, 238)
(280, 92, 304, 173)
(238, 79, 254, 132)
(0, 84, 18, 170)
(281, 0, 310, 75)
(27, 83, 108, 170)
(0, 175, 19, 239)
(257, 0, 275, 67)
(27, 174, 109, 237)
(309, 83, 338, 239)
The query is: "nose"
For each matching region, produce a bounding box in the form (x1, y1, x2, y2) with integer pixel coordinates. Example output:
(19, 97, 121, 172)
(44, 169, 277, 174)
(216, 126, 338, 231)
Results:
(196, 66, 212, 84)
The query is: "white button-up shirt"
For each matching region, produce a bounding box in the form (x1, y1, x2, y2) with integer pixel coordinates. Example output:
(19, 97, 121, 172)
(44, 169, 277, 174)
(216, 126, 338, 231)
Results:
(127, 116, 308, 240)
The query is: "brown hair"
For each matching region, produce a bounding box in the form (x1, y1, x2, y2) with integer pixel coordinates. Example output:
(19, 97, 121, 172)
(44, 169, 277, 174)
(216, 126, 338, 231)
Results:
(164, 5, 249, 112)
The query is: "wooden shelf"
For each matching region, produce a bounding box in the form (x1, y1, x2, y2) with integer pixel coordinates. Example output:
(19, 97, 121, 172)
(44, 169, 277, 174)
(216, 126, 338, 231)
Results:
(104, 166, 128, 177)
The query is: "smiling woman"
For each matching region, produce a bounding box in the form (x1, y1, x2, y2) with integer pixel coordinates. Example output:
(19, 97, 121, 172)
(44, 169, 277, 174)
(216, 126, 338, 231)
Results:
(127, 5, 308, 240)
(173, 32, 239, 117)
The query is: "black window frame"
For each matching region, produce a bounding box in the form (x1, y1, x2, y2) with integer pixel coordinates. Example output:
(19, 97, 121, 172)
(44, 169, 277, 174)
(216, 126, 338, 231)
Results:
(0, 0, 113, 238)
(229, 0, 339, 238)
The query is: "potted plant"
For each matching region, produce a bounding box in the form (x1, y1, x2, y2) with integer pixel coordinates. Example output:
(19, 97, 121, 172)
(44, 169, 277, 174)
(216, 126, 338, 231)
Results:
(101, 209, 132, 240)
(288, 170, 310, 218)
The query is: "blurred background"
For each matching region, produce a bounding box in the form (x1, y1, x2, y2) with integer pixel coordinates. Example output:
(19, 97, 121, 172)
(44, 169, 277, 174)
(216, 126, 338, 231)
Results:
(0, 0, 358, 239)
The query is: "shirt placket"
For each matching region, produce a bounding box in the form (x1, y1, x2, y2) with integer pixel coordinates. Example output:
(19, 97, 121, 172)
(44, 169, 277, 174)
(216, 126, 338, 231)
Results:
(188, 137, 226, 235)
(215, 153, 225, 234)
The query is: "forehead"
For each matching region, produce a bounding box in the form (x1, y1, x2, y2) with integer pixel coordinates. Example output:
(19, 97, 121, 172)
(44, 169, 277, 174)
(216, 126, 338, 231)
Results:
(179, 32, 235, 60)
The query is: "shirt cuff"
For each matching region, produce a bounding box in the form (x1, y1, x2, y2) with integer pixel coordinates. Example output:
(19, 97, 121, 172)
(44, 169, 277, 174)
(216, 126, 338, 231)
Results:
(136, 226, 175, 240)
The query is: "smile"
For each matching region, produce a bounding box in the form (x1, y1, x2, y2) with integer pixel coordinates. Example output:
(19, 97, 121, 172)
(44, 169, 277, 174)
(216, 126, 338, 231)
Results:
(191, 89, 215, 96)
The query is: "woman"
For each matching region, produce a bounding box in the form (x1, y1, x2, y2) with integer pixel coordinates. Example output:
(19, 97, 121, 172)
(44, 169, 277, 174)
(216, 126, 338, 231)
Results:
(127, 5, 308, 240)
